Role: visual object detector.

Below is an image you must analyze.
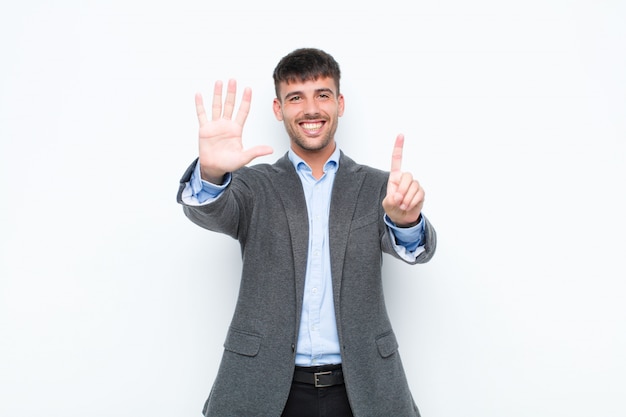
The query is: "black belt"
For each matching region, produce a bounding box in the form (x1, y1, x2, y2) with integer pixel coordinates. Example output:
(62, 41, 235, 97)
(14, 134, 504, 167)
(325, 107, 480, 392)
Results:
(293, 364, 344, 388)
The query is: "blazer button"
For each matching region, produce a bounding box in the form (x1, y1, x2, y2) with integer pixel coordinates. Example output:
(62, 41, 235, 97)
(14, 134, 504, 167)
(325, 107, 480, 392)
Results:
(291, 343, 295, 352)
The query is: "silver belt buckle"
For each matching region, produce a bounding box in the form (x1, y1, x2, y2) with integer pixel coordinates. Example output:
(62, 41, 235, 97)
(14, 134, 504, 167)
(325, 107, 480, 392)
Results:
(314, 370, 333, 388)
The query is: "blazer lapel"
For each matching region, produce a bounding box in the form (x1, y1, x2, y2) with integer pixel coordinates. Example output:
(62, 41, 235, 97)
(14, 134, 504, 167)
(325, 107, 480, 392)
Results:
(272, 154, 310, 319)
(329, 153, 366, 304)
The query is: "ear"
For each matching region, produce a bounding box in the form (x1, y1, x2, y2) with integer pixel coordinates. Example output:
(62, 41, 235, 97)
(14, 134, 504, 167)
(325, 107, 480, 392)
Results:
(337, 94, 345, 117)
(273, 98, 283, 121)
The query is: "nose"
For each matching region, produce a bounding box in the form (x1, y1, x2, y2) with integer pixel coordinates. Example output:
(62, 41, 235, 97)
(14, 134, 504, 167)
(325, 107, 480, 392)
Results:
(303, 99, 321, 117)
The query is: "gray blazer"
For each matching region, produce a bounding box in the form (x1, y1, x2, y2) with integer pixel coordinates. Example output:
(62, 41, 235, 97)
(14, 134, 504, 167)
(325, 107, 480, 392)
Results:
(177, 151, 437, 417)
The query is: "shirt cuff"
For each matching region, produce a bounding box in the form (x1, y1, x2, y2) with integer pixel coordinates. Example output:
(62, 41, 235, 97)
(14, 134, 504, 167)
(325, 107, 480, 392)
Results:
(181, 161, 231, 205)
(384, 214, 426, 255)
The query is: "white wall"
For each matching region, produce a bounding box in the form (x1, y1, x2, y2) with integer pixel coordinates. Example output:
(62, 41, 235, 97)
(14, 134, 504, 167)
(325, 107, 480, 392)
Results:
(1, 1, 624, 416)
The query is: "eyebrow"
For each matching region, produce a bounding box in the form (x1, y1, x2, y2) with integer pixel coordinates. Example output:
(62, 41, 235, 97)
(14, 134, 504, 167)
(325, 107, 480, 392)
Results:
(284, 87, 335, 101)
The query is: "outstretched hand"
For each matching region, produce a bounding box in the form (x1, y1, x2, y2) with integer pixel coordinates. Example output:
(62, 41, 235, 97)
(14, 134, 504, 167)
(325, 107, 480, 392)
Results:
(196, 79, 273, 183)
(382, 134, 424, 227)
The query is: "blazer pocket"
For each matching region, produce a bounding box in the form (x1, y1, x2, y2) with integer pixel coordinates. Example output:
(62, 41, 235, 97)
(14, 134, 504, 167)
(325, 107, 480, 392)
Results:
(224, 327, 262, 357)
(350, 212, 379, 232)
(375, 331, 399, 358)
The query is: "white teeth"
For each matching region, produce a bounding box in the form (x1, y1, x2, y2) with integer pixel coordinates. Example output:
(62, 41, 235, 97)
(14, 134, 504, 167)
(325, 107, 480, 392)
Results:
(302, 122, 322, 130)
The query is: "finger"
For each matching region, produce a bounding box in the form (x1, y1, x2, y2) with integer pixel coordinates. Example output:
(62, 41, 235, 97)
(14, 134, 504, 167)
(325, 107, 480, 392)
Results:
(212, 80, 223, 121)
(222, 79, 237, 120)
(394, 172, 415, 202)
(390, 134, 404, 173)
(195, 93, 208, 126)
(400, 181, 423, 210)
(242, 145, 274, 162)
(408, 187, 425, 211)
(234, 87, 252, 126)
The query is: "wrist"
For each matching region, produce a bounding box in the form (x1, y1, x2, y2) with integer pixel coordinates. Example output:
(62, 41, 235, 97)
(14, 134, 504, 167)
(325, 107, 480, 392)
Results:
(200, 166, 227, 185)
(394, 213, 422, 228)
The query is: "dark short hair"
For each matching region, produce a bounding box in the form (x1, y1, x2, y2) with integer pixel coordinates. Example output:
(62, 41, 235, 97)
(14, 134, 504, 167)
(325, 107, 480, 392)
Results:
(272, 48, 341, 99)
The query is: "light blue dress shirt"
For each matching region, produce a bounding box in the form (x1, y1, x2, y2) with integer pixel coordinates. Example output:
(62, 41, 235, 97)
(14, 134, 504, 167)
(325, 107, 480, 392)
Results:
(181, 147, 426, 366)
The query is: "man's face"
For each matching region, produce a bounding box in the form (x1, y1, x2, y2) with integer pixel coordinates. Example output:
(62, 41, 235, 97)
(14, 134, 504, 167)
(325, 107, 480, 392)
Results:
(273, 77, 344, 155)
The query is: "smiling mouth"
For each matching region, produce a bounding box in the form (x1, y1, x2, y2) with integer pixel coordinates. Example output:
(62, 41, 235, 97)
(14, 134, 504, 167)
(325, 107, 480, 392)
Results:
(300, 121, 324, 133)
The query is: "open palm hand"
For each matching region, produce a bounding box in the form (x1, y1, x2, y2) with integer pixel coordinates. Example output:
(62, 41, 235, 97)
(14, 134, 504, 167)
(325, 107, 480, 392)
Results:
(196, 79, 273, 183)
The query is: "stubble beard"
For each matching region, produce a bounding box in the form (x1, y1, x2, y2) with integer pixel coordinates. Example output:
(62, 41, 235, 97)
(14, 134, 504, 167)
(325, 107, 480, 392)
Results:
(286, 117, 338, 153)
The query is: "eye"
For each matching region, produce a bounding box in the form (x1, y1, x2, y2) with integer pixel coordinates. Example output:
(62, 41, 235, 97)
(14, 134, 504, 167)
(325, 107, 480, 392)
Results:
(318, 93, 330, 99)
(288, 95, 301, 102)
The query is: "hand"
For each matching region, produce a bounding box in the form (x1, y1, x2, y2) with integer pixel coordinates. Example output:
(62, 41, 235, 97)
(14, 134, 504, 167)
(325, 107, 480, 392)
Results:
(195, 79, 273, 183)
(382, 134, 424, 227)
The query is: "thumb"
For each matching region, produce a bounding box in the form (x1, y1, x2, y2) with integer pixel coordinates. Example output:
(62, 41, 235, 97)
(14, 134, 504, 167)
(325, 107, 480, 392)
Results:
(242, 145, 274, 163)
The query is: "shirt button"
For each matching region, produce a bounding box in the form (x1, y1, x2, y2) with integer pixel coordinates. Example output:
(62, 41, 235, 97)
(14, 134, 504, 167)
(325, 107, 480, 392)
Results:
(312, 288, 318, 294)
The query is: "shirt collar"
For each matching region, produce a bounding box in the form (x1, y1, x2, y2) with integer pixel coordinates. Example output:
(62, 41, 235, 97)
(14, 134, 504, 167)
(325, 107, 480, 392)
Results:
(288, 145, 341, 174)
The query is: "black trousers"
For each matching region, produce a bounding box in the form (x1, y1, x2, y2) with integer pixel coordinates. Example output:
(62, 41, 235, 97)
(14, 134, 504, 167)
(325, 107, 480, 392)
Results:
(281, 365, 354, 417)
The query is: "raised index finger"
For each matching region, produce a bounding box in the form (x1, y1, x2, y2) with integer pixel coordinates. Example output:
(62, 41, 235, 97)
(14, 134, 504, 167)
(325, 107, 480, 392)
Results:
(234, 87, 252, 126)
(390, 134, 405, 172)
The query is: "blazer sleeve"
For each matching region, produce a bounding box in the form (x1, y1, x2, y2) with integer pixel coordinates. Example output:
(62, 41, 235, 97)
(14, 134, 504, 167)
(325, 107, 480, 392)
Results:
(176, 159, 249, 241)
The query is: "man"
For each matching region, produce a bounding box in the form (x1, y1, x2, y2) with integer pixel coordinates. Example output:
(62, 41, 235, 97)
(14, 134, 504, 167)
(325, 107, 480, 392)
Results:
(177, 48, 436, 417)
